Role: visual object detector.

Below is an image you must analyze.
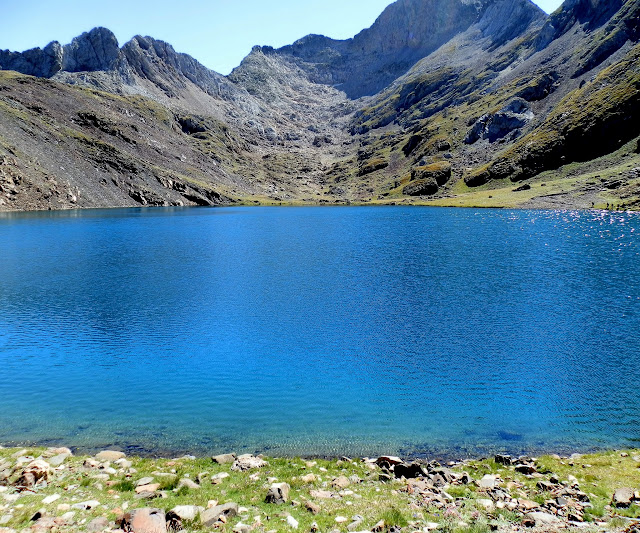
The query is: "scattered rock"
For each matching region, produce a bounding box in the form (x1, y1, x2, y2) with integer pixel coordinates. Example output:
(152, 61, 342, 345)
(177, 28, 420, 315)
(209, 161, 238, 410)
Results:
(393, 462, 426, 479)
(231, 455, 267, 472)
(301, 473, 316, 483)
(135, 483, 160, 494)
(136, 477, 155, 487)
(479, 475, 497, 489)
(86, 516, 109, 532)
(515, 464, 537, 475)
(47, 453, 70, 467)
(201, 502, 238, 526)
(613, 487, 635, 508)
(477, 499, 495, 511)
(265, 482, 290, 504)
(305, 501, 320, 514)
(212, 472, 230, 484)
(176, 478, 200, 490)
(525, 511, 561, 526)
(120, 508, 167, 533)
(332, 476, 351, 489)
(286, 515, 299, 529)
(42, 494, 60, 505)
(71, 500, 100, 511)
(309, 490, 333, 499)
(168, 505, 203, 521)
(212, 454, 236, 465)
(95, 451, 125, 462)
(15, 460, 50, 489)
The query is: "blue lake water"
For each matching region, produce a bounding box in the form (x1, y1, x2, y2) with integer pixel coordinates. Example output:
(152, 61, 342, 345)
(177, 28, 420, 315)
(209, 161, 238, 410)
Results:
(0, 206, 639, 458)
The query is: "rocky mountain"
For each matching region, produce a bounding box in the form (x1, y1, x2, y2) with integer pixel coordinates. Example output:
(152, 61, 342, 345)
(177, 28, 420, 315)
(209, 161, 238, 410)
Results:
(0, 0, 639, 212)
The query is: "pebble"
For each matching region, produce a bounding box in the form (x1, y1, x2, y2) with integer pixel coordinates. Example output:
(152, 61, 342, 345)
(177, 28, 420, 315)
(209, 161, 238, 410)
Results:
(71, 500, 100, 511)
(42, 495, 60, 505)
(286, 515, 299, 529)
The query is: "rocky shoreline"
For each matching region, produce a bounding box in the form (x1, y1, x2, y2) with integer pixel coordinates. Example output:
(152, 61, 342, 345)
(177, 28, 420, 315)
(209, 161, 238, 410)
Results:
(1, 446, 639, 533)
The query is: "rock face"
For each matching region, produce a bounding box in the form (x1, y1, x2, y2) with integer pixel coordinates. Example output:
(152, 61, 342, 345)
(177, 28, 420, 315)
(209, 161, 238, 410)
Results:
(465, 99, 533, 144)
(61, 28, 121, 72)
(251, 0, 544, 98)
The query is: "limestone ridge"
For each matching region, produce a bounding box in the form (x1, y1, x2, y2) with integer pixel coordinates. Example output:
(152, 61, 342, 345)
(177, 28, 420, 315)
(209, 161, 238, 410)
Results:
(0, 27, 236, 100)
(253, 0, 545, 98)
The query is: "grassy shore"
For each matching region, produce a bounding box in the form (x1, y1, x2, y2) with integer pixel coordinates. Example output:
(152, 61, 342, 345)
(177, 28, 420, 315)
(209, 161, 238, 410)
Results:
(0, 446, 639, 533)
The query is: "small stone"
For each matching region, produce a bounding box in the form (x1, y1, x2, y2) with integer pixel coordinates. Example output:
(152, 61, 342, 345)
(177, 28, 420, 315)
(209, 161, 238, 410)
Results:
(301, 474, 316, 483)
(48, 454, 70, 467)
(95, 451, 125, 462)
(477, 499, 494, 511)
(86, 517, 109, 532)
(168, 505, 203, 522)
(201, 502, 238, 527)
(335, 516, 348, 523)
(331, 476, 350, 489)
(309, 490, 333, 499)
(126, 508, 166, 533)
(479, 475, 497, 489)
(519, 499, 539, 511)
(212, 472, 230, 484)
(233, 522, 251, 533)
(176, 478, 200, 490)
(15, 460, 50, 488)
(136, 477, 155, 487)
(515, 464, 537, 475)
(375, 456, 403, 466)
(525, 512, 560, 526)
(42, 494, 60, 505)
(613, 487, 634, 508)
(265, 483, 290, 504)
(305, 501, 320, 514)
(347, 516, 363, 531)
(72, 500, 101, 510)
(286, 515, 299, 529)
(232, 455, 267, 471)
(212, 454, 236, 464)
(135, 484, 160, 494)
(115, 458, 133, 469)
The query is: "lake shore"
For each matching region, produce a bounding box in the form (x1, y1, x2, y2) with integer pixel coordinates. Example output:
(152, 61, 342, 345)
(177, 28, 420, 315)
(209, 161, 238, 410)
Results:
(1, 445, 638, 533)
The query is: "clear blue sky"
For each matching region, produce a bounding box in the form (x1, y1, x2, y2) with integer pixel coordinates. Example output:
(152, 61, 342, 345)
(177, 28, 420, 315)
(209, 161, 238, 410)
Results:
(1, 0, 564, 75)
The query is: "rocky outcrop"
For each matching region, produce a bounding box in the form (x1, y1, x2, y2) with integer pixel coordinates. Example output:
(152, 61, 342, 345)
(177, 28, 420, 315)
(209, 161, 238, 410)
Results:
(0, 41, 63, 78)
(61, 28, 121, 72)
(465, 98, 533, 144)
(258, 0, 544, 99)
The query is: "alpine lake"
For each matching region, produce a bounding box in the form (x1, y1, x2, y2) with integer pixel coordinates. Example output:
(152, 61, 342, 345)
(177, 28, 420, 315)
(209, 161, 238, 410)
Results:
(0, 206, 638, 459)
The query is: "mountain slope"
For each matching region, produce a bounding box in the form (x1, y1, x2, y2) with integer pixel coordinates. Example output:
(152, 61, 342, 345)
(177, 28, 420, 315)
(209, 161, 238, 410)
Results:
(1, 0, 640, 211)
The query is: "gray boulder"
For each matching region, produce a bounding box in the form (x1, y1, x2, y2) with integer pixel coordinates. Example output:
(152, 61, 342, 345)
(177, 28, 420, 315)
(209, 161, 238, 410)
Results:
(201, 502, 238, 527)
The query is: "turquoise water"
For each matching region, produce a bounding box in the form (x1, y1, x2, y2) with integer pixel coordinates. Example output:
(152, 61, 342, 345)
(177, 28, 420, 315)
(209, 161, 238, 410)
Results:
(0, 206, 639, 458)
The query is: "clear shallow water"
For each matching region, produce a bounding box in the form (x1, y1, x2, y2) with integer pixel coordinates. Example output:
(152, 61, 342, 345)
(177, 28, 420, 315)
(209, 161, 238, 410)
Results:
(0, 206, 639, 458)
